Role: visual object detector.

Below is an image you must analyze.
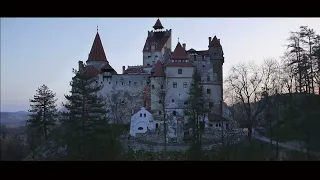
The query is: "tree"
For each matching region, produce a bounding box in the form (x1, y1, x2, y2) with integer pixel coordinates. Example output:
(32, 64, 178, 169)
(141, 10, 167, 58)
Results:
(25, 111, 43, 158)
(106, 86, 144, 124)
(61, 65, 121, 160)
(151, 74, 172, 151)
(225, 60, 278, 141)
(185, 68, 209, 152)
(27, 84, 58, 141)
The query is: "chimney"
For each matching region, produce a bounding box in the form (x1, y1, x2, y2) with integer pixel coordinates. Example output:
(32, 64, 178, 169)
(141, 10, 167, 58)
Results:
(182, 43, 186, 50)
(78, 61, 84, 71)
(122, 66, 125, 74)
(209, 37, 212, 44)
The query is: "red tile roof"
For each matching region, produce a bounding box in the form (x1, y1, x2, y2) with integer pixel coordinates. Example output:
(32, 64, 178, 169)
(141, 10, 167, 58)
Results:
(86, 65, 100, 78)
(87, 32, 108, 62)
(151, 60, 165, 77)
(143, 35, 170, 52)
(124, 67, 147, 74)
(187, 48, 196, 53)
(209, 36, 221, 47)
(134, 108, 152, 114)
(197, 50, 209, 55)
(101, 63, 117, 74)
(153, 18, 164, 30)
(171, 42, 189, 60)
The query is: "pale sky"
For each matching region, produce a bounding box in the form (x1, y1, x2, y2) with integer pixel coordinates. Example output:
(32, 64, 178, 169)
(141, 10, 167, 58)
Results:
(1, 18, 319, 112)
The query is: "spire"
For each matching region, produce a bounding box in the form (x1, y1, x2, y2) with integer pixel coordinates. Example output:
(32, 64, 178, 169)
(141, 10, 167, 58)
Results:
(87, 31, 108, 62)
(209, 36, 222, 47)
(153, 18, 164, 30)
(171, 42, 188, 60)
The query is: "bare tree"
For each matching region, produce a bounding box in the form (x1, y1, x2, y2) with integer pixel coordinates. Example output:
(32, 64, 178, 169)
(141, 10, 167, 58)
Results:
(225, 60, 279, 141)
(106, 85, 144, 124)
(150, 71, 174, 151)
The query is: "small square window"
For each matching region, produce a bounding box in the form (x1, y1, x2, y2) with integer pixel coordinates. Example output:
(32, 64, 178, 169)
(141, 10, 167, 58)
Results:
(173, 82, 177, 88)
(183, 82, 188, 88)
(178, 69, 182, 74)
(207, 89, 211, 94)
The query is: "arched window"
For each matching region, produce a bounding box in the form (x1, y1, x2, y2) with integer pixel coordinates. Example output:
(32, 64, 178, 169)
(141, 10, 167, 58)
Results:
(138, 127, 143, 130)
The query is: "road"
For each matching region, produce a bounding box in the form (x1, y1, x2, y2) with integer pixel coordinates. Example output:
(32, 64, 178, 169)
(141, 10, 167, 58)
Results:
(252, 128, 320, 157)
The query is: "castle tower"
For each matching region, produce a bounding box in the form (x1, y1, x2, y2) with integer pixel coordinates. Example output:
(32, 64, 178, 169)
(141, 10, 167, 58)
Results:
(208, 35, 224, 118)
(142, 18, 172, 67)
(165, 41, 194, 116)
(86, 29, 109, 67)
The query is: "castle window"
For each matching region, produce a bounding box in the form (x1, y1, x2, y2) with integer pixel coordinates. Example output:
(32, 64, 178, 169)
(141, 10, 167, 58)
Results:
(101, 81, 103, 84)
(159, 100, 162, 104)
(172, 111, 177, 116)
(140, 113, 142, 117)
(207, 89, 211, 94)
(161, 85, 163, 89)
(202, 55, 205, 60)
(183, 82, 188, 88)
(96, 81, 98, 83)
(178, 69, 182, 74)
(213, 72, 218, 81)
(109, 81, 111, 84)
(172, 99, 175, 102)
(184, 101, 188, 105)
(138, 127, 143, 130)
(144, 113, 146, 117)
(134, 82, 137, 86)
(148, 56, 151, 59)
(159, 111, 162, 115)
(173, 82, 177, 88)
(202, 65, 205, 70)
(122, 82, 124, 86)
(207, 76, 210, 81)
(116, 81, 117, 85)
(209, 102, 213, 108)
(152, 85, 155, 89)
(155, 55, 158, 58)
(141, 81, 143, 85)
(129, 81, 131, 86)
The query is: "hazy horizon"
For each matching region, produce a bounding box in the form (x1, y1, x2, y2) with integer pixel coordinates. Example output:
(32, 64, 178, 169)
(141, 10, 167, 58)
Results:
(1, 18, 320, 112)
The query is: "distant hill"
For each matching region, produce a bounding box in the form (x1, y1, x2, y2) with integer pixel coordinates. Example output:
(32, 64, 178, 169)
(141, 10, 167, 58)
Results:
(1, 111, 30, 127)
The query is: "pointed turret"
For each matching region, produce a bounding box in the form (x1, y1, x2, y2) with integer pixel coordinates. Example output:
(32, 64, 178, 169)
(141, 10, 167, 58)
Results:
(208, 36, 222, 47)
(151, 60, 165, 77)
(171, 42, 188, 60)
(153, 18, 164, 30)
(87, 31, 108, 62)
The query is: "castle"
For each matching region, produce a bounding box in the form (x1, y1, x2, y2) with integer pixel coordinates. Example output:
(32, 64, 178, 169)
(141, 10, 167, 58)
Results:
(78, 18, 225, 125)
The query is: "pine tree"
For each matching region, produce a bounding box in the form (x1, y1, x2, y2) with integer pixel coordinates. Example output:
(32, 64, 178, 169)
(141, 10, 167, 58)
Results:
(27, 84, 58, 141)
(185, 68, 208, 159)
(61, 65, 120, 160)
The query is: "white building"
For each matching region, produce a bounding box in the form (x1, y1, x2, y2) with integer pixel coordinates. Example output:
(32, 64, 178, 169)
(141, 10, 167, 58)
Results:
(129, 107, 158, 136)
(78, 18, 225, 126)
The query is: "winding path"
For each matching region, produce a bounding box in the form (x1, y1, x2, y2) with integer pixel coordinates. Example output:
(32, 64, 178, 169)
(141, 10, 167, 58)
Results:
(252, 129, 320, 157)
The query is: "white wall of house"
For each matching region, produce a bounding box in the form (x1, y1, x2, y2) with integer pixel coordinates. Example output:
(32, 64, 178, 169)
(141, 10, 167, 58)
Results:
(130, 107, 154, 136)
